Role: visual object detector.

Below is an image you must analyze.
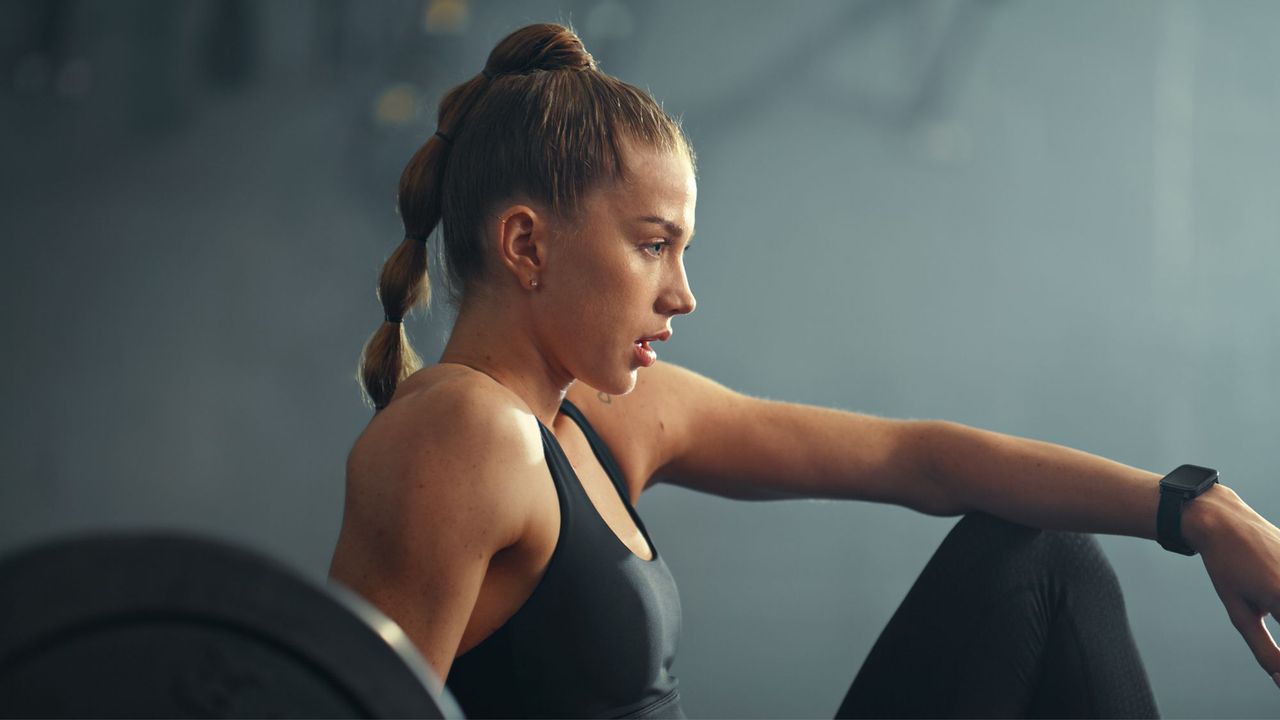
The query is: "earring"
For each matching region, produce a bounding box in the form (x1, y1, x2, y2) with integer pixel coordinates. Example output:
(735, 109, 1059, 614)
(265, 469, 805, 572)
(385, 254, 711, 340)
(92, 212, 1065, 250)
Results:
(529, 278, 539, 289)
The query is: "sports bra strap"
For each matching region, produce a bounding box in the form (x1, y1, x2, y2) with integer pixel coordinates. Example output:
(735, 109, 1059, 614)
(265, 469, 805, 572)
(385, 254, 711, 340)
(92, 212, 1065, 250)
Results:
(558, 399, 632, 505)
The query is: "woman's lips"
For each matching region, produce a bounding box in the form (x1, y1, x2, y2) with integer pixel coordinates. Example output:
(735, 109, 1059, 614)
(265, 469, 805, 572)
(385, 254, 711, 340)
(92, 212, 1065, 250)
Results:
(632, 329, 669, 368)
(629, 330, 670, 366)
(633, 339, 657, 367)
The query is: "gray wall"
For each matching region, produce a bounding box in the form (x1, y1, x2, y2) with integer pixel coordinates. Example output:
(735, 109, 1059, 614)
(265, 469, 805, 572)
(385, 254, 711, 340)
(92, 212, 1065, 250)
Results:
(2, 1, 1278, 716)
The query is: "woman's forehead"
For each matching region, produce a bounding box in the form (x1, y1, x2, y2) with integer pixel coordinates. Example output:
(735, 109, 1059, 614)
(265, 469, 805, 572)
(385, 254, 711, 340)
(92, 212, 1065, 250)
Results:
(601, 146, 696, 226)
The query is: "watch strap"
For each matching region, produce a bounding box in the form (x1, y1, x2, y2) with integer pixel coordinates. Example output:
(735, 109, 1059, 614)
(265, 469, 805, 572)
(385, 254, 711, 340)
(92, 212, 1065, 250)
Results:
(1157, 487, 1197, 556)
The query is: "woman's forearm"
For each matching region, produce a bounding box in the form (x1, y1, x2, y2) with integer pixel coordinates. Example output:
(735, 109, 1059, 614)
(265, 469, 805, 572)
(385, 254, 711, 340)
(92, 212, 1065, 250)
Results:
(923, 420, 1280, 683)
(923, 419, 1240, 549)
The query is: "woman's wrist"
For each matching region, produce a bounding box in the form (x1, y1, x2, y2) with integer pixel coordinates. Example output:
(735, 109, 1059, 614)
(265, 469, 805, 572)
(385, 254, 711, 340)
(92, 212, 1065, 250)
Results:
(1182, 482, 1240, 554)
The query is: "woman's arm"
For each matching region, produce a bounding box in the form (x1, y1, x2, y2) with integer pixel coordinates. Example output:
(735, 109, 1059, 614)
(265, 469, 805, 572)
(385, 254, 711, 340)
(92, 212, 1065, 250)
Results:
(922, 420, 1222, 543)
(612, 361, 1280, 686)
(924, 420, 1280, 687)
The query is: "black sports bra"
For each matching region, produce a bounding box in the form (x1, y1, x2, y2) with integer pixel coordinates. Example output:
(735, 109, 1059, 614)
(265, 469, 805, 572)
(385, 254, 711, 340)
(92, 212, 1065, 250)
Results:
(444, 399, 684, 719)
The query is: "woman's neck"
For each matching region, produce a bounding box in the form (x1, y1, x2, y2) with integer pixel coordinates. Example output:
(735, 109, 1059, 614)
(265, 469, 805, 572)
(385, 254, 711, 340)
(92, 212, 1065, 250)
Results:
(437, 296, 571, 429)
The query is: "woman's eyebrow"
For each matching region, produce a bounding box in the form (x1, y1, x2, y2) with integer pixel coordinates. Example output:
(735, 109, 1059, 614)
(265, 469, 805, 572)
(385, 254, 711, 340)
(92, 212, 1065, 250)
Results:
(635, 215, 693, 241)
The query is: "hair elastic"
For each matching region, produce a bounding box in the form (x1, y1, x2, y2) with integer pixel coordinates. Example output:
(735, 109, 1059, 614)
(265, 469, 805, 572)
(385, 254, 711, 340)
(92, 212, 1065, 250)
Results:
(433, 130, 453, 145)
(405, 233, 428, 243)
(385, 314, 403, 324)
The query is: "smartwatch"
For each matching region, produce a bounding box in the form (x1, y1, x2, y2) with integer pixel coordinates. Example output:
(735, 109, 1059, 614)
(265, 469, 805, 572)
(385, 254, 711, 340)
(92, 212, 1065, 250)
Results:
(1157, 464, 1219, 556)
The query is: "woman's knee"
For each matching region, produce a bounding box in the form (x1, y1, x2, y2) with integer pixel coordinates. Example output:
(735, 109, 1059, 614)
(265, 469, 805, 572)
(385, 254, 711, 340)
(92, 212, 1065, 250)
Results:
(942, 511, 1121, 595)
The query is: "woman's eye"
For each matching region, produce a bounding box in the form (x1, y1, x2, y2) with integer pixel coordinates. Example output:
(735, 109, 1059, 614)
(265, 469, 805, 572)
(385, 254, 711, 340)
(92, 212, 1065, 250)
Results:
(644, 241, 668, 257)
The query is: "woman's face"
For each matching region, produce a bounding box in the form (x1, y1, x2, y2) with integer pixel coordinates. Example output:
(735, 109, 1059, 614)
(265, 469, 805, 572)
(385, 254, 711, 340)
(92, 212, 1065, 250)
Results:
(536, 139, 697, 396)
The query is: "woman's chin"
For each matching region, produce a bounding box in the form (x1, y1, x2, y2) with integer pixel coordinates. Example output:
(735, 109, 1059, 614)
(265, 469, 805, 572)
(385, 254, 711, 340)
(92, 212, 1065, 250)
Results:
(582, 369, 637, 397)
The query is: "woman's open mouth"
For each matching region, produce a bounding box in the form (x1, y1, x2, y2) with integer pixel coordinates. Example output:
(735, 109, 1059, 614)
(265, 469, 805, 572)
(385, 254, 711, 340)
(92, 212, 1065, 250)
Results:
(633, 339, 657, 367)
(632, 330, 671, 368)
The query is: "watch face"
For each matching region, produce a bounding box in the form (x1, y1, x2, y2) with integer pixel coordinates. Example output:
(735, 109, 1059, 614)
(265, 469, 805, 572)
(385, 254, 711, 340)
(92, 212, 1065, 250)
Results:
(1161, 464, 1218, 492)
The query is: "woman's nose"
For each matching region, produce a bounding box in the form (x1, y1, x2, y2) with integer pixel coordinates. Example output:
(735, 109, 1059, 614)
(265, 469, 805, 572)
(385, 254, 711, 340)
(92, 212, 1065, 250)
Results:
(661, 264, 696, 316)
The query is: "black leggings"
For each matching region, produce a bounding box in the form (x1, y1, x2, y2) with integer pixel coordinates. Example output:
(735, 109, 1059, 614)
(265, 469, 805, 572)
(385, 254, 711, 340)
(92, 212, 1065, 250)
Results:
(834, 511, 1160, 718)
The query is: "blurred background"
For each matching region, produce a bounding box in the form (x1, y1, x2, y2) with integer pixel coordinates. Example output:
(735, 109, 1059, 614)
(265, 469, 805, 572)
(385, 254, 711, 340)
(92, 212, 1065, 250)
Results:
(2, 0, 1278, 716)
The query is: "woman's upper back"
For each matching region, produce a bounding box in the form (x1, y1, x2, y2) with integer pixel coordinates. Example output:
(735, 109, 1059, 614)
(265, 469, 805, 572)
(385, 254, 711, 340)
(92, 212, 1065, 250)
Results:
(328, 364, 548, 684)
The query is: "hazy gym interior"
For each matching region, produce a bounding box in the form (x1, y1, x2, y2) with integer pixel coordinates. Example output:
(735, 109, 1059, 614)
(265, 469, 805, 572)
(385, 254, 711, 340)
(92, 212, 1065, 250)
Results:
(2, 1, 1278, 716)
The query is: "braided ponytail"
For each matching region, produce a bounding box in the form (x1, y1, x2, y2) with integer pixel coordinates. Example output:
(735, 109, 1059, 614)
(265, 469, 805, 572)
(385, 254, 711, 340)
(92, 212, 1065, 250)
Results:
(356, 23, 693, 412)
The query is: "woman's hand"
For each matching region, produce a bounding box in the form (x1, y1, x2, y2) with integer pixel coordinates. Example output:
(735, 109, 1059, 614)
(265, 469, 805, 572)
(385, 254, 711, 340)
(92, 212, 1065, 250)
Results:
(1189, 486, 1280, 688)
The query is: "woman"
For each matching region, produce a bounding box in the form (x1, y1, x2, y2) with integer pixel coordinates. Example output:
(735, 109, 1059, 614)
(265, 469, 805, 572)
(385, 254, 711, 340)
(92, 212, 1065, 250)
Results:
(328, 23, 1280, 719)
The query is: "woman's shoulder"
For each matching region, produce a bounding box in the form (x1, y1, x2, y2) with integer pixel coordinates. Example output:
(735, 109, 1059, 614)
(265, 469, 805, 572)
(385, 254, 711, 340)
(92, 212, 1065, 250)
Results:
(350, 363, 543, 482)
(392, 362, 522, 412)
(560, 361, 728, 499)
(331, 365, 548, 665)
(393, 363, 534, 423)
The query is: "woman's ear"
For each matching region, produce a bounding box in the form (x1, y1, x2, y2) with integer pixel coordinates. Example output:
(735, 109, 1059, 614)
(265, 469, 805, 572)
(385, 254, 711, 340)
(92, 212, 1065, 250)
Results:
(493, 204, 546, 287)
